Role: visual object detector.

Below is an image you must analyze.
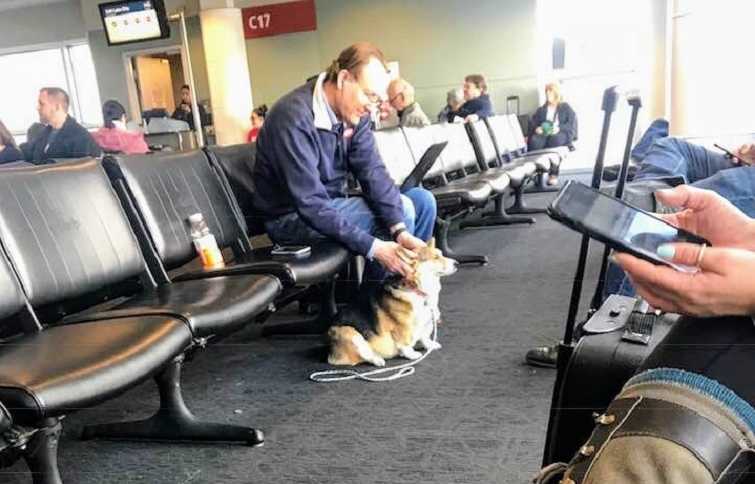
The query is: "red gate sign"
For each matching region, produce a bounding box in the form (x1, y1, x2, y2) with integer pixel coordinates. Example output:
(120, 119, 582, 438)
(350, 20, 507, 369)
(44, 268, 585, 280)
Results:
(242, 0, 317, 39)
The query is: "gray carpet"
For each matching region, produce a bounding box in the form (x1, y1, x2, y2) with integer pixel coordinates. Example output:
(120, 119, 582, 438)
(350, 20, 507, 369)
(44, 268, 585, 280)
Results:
(3, 191, 603, 484)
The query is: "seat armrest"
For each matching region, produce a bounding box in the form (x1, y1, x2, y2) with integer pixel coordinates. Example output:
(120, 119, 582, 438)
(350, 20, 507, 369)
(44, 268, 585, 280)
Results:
(171, 262, 297, 287)
(0, 400, 11, 435)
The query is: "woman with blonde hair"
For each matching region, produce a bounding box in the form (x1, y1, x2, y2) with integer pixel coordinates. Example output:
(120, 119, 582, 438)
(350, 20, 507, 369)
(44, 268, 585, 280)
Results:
(528, 81, 577, 184)
(0, 119, 23, 164)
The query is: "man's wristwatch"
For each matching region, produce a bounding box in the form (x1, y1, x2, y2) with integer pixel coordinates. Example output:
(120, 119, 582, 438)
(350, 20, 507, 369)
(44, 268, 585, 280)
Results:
(392, 227, 407, 242)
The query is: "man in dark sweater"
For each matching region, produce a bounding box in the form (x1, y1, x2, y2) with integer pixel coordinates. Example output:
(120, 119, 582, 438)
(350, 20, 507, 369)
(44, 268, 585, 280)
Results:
(21, 87, 101, 164)
(253, 42, 437, 284)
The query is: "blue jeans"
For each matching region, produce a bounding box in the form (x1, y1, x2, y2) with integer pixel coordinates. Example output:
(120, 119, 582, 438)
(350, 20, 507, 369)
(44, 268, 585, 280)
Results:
(265, 187, 437, 286)
(603, 137, 755, 298)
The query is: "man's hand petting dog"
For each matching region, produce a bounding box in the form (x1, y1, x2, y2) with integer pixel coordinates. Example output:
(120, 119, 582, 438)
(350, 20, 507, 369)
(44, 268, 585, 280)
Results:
(396, 231, 426, 251)
(373, 239, 419, 276)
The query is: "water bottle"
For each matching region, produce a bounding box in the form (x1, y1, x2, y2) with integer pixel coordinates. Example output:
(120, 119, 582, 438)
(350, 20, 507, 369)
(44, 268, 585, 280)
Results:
(188, 213, 225, 270)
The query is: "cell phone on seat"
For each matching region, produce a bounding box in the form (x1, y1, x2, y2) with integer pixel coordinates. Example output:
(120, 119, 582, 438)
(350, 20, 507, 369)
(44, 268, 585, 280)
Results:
(547, 181, 710, 271)
(270, 245, 311, 258)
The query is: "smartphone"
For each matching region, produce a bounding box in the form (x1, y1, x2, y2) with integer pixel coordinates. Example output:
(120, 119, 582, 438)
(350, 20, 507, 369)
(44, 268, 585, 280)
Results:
(270, 245, 312, 258)
(548, 181, 710, 271)
(713, 143, 748, 165)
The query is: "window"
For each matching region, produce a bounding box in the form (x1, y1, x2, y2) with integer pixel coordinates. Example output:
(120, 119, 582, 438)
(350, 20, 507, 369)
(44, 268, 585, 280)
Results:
(0, 42, 102, 142)
(670, 0, 755, 136)
(536, 0, 654, 169)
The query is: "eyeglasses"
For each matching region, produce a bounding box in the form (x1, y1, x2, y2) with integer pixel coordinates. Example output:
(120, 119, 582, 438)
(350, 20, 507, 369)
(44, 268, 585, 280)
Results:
(346, 75, 383, 107)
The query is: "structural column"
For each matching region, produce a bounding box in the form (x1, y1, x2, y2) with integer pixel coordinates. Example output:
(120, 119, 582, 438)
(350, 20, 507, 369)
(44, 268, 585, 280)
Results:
(199, 0, 254, 145)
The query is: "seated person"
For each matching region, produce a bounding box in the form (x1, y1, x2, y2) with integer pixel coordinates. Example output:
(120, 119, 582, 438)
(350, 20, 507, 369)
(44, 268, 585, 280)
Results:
(91, 100, 149, 154)
(526, 135, 755, 368)
(456, 74, 494, 122)
(251, 42, 437, 291)
(21, 87, 102, 164)
(437, 87, 465, 123)
(0, 119, 23, 164)
(172, 84, 208, 130)
(535, 185, 755, 483)
(246, 104, 267, 143)
(387, 78, 431, 128)
(527, 81, 577, 185)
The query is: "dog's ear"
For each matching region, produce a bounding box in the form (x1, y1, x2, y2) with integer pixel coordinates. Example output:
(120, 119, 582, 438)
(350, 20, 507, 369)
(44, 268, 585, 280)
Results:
(405, 260, 420, 287)
(428, 237, 436, 249)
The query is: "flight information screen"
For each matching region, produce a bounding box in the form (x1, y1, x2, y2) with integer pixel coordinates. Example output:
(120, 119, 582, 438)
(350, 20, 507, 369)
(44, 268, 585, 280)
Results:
(100, 1, 169, 46)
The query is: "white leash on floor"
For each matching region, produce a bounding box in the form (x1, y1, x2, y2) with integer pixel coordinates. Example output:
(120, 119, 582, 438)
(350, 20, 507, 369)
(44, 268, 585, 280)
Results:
(309, 317, 439, 383)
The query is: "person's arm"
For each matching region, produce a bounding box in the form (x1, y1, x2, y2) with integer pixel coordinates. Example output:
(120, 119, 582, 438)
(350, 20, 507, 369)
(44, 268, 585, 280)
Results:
(558, 103, 577, 140)
(414, 106, 431, 127)
(20, 141, 32, 161)
(68, 129, 102, 158)
(269, 116, 376, 256)
(345, 117, 406, 231)
(529, 106, 545, 136)
(133, 133, 150, 154)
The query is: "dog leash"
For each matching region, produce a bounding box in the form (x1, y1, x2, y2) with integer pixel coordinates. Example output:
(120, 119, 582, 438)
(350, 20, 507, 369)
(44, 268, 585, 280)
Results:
(309, 316, 439, 383)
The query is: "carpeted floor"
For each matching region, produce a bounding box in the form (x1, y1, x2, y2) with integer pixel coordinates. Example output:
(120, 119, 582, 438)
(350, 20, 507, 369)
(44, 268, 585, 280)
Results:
(3, 190, 603, 484)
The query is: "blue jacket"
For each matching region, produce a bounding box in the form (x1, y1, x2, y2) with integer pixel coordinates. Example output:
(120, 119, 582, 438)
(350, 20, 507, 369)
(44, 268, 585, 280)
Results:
(252, 78, 405, 255)
(457, 94, 494, 119)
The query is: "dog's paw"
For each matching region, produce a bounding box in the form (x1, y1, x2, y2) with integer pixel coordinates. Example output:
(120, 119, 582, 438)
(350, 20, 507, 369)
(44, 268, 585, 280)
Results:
(424, 340, 442, 351)
(371, 357, 386, 367)
(400, 347, 422, 360)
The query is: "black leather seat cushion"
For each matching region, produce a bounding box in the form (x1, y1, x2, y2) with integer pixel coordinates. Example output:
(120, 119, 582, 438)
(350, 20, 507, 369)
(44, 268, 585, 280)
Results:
(70, 274, 282, 338)
(244, 242, 349, 286)
(0, 316, 191, 425)
(431, 180, 492, 207)
(498, 160, 537, 187)
(466, 170, 510, 194)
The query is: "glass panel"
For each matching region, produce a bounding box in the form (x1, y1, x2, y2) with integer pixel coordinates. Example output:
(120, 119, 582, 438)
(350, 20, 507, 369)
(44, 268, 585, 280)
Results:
(0, 48, 67, 136)
(68, 44, 103, 128)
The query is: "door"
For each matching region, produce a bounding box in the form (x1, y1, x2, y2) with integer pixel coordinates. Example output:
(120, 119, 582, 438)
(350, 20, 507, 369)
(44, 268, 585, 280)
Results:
(135, 56, 176, 113)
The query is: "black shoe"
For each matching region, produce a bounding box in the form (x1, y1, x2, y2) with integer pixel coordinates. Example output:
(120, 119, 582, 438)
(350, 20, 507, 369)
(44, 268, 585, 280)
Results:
(525, 344, 558, 368)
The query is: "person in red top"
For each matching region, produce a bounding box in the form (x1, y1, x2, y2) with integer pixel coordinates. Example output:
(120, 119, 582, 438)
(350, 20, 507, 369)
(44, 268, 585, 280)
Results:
(92, 100, 149, 154)
(246, 104, 267, 143)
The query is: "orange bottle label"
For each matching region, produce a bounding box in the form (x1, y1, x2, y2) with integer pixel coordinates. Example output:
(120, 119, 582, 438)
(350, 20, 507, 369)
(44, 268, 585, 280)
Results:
(202, 247, 225, 269)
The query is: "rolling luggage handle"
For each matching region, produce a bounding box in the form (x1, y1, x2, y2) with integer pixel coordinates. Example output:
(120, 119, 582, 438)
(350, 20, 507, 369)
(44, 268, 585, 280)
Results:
(541, 86, 644, 466)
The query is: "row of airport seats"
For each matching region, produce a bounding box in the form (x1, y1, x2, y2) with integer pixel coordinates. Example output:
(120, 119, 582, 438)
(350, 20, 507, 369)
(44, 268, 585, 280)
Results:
(0, 148, 352, 483)
(374, 114, 570, 264)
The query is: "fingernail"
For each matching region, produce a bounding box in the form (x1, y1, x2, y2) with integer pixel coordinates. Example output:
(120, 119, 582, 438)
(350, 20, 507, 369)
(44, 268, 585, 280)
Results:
(657, 244, 675, 259)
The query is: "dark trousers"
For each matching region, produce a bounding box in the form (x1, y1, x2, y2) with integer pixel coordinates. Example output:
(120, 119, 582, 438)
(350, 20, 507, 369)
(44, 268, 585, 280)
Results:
(528, 132, 571, 176)
(639, 315, 755, 405)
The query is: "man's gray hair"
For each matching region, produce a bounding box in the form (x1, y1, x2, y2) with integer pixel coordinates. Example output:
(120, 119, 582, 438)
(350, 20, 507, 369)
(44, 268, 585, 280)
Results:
(447, 87, 464, 105)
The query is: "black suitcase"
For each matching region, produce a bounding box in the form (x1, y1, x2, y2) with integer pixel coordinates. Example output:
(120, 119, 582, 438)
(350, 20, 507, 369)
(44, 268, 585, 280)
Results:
(540, 87, 681, 465)
(543, 295, 679, 464)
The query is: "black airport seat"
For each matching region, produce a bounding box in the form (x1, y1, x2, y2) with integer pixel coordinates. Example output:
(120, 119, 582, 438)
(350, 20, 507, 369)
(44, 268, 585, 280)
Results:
(402, 125, 495, 206)
(374, 127, 418, 187)
(466, 119, 546, 224)
(400, 125, 493, 265)
(0, 164, 194, 482)
(104, 149, 349, 288)
(486, 114, 563, 173)
(0, 159, 282, 455)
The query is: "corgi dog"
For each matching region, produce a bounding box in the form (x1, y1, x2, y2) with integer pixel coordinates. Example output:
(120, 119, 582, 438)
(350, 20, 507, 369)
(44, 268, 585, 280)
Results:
(327, 239, 458, 367)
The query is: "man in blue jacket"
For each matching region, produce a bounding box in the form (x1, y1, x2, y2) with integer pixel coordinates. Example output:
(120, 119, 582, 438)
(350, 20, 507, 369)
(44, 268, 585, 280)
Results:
(252, 42, 437, 284)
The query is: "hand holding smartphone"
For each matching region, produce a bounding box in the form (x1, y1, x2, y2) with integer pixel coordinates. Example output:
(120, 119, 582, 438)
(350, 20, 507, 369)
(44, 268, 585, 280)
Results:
(547, 181, 710, 272)
(714, 143, 752, 165)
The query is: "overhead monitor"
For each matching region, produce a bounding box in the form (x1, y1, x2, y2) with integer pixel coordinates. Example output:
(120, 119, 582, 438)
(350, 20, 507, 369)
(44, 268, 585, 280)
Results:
(99, 0, 171, 46)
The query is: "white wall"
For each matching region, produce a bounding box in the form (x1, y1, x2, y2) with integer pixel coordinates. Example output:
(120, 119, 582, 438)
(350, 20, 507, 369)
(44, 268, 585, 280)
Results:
(0, 0, 86, 50)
